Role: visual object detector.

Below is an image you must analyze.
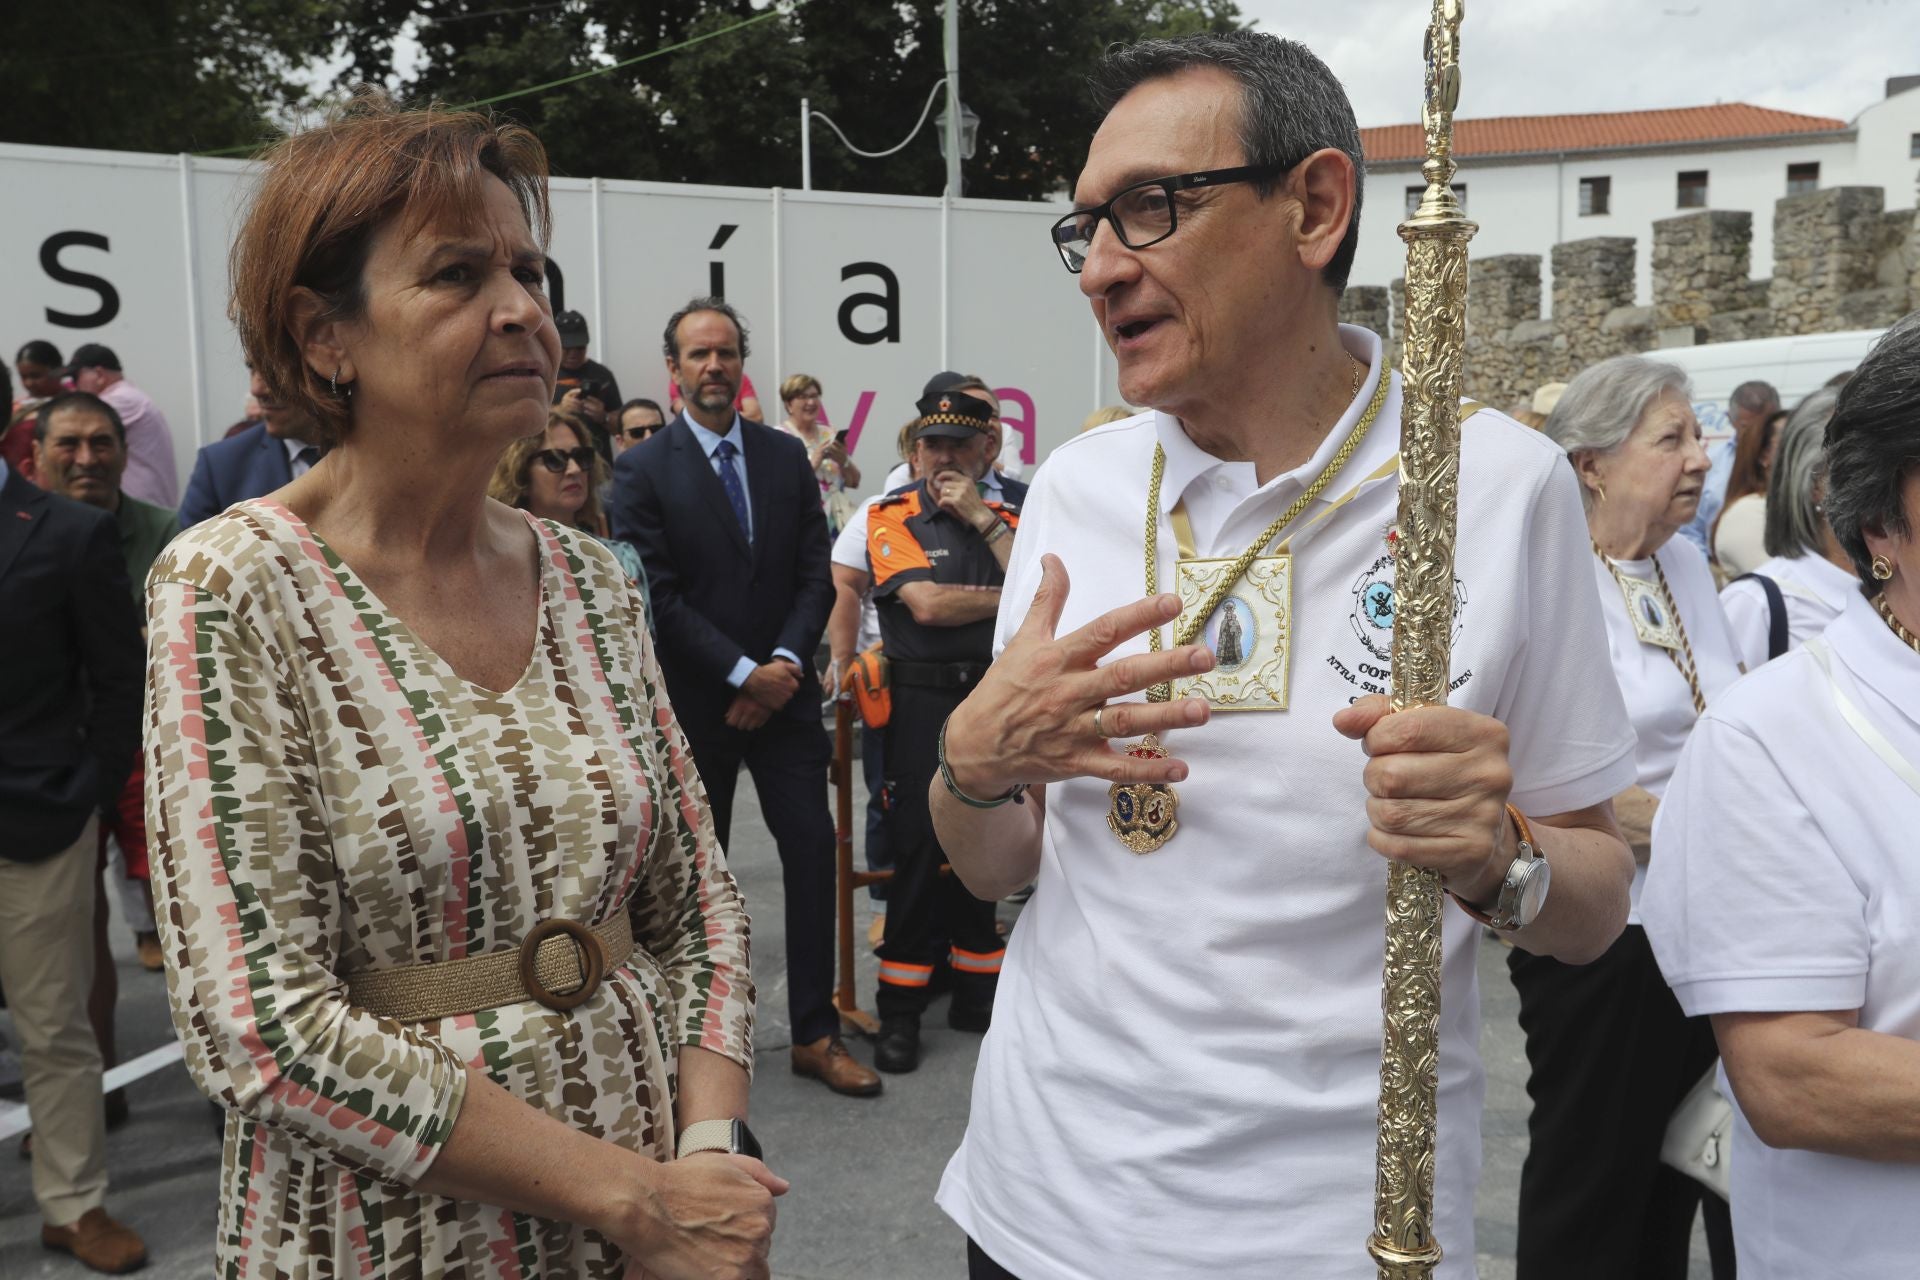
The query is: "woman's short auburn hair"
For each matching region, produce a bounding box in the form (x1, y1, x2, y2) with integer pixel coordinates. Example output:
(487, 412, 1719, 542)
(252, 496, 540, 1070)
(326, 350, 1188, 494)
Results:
(780, 373, 822, 405)
(489, 412, 610, 534)
(229, 87, 551, 446)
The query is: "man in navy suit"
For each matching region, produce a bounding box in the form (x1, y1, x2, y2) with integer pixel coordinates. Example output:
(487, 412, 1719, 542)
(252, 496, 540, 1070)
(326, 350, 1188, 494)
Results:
(609, 298, 881, 1098)
(177, 367, 325, 529)
(0, 458, 149, 1271)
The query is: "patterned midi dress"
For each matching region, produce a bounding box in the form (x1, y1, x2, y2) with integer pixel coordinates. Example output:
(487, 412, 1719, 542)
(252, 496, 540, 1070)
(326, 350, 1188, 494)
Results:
(142, 501, 754, 1279)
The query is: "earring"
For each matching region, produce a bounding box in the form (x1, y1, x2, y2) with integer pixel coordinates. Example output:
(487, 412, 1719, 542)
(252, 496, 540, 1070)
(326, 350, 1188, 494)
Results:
(1594, 482, 1607, 503)
(330, 367, 339, 397)
(1872, 554, 1895, 581)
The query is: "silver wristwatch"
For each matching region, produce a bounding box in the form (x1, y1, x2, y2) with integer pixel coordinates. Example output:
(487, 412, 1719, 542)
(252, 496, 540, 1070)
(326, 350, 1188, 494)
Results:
(1452, 805, 1551, 932)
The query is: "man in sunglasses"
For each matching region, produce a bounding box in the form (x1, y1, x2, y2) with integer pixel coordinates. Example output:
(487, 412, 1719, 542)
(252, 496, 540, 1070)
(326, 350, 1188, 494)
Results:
(612, 397, 667, 457)
(930, 31, 1637, 1280)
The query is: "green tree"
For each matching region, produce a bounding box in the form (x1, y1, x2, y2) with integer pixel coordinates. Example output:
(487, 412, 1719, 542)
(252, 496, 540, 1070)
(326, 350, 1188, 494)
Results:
(2, 0, 1245, 195)
(0, 0, 333, 153)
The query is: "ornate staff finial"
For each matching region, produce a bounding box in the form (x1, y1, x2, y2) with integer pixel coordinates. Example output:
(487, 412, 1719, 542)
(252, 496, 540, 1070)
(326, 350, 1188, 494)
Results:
(1367, 2, 1477, 1277)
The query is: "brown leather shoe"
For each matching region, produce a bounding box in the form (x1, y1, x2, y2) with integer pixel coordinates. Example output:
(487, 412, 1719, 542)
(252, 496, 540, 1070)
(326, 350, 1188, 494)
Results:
(135, 932, 164, 972)
(41, 1207, 148, 1273)
(790, 1035, 882, 1097)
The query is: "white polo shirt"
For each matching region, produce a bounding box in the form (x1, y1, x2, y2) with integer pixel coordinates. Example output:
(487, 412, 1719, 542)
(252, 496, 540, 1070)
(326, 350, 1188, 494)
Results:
(1642, 594, 1920, 1279)
(1588, 537, 1744, 920)
(937, 325, 1637, 1280)
(1720, 551, 1856, 669)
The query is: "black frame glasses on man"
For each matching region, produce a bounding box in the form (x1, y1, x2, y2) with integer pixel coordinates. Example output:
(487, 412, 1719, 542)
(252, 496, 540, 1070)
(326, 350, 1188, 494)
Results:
(619, 423, 661, 444)
(531, 446, 597, 474)
(1049, 163, 1288, 274)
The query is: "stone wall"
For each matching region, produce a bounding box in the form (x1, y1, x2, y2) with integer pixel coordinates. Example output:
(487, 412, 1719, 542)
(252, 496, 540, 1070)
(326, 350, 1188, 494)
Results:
(1652, 210, 1753, 338)
(1375, 181, 1920, 412)
(1769, 186, 1889, 334)
(1338, 285, 1390, 338)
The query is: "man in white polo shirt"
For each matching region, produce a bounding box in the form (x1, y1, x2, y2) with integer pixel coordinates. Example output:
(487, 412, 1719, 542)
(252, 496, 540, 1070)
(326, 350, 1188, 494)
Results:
(930, 32, 1639, 1280)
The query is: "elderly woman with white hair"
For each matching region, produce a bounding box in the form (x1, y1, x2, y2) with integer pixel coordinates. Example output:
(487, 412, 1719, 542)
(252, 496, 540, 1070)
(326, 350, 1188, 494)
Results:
(1719, 387, 1854, 666)
(1643, 311, 1920, 1278)
(1507, 355, 1745, 1280)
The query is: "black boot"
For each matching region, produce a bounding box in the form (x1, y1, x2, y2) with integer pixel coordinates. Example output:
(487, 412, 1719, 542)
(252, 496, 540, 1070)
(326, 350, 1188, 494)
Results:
(874, 1015, 921, 1073)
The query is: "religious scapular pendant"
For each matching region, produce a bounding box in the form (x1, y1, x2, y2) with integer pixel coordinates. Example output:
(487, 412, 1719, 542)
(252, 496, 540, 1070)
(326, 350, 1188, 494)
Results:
(1172, 553, 1294, 711)
(1107, 735, 1180, 854)
(1615, 574, 1683, 651)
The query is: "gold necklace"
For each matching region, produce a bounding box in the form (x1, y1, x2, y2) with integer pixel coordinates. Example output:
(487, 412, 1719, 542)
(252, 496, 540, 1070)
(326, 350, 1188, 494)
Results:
(1876, 593, 1920, 655)
(1595, 542, 1705, 714)
(1106, 357, 1385, 855)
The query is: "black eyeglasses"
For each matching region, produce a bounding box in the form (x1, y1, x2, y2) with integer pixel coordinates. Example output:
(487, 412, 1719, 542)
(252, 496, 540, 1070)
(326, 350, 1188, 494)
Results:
(531, 446, 596, 474)
(1049, 163, 1288, 274)
(620, 424, 660, 443)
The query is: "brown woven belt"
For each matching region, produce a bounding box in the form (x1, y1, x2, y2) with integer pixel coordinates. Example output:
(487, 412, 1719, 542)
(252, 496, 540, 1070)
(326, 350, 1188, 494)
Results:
(345, 915, 634, 1022)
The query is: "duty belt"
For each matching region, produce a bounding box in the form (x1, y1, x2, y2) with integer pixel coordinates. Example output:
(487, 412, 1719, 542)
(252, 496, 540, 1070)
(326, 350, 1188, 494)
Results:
(889, 660, 989, 691)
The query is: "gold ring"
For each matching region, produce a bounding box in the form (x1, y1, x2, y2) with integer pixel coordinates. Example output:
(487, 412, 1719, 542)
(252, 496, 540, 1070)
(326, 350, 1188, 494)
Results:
(1092, 705, 1109, 738)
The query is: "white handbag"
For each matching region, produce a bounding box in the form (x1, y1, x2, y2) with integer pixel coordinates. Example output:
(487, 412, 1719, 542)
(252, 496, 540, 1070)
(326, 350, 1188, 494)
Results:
(1661, 1065, 1732, 1200)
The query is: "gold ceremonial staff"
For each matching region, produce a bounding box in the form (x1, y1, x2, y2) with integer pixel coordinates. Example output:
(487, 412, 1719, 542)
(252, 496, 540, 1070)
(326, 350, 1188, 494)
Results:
(1368, 2, 1477, 1278)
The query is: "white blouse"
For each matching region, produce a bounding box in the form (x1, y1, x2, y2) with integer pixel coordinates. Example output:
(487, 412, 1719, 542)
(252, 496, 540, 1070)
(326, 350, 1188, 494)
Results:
(1588, 537, 1745, 917)
(1720, 551, 1856, 668)
(1643, 594, 1920, 1279)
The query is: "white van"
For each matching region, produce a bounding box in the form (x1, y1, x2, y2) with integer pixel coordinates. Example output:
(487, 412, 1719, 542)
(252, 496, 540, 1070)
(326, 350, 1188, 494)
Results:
(1641, 327, 1888, 441)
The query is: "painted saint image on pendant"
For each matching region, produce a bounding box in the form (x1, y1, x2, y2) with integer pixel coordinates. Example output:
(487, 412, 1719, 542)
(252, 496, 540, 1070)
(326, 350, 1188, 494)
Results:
(1205, 597, 1257, 671)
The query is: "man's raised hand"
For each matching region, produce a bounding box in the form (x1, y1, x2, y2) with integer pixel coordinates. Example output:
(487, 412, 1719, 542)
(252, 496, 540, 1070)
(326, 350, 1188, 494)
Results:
(940, 554, 1214, 799)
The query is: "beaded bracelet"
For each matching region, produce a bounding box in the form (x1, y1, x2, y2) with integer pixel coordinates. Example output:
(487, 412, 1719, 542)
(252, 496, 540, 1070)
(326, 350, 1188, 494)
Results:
(937, 715, 1027, 809)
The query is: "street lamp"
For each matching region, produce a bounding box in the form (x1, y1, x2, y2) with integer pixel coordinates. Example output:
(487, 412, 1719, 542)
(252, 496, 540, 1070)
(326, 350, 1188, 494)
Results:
(935, 100, 980, 161)
(800, 83, 980, 193)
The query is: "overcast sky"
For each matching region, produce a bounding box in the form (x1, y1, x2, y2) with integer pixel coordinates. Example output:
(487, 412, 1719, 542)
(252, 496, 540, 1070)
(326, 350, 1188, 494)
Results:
(1238, 0, 1915, 127)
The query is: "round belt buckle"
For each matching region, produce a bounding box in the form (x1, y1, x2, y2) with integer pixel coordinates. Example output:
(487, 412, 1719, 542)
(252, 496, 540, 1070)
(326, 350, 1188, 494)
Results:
(519, 918, 605, 1012)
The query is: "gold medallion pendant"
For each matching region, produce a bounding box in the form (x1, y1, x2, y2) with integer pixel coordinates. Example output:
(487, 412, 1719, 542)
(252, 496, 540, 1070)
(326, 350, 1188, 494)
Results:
(1106, 735, 1180, 854)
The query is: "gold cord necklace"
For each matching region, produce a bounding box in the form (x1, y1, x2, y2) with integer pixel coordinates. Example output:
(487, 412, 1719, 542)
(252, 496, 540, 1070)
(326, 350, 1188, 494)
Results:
(1876, 593, 1920, 655)
(1106, 356, 1386, 854)
(1594, 541, 1705, 714)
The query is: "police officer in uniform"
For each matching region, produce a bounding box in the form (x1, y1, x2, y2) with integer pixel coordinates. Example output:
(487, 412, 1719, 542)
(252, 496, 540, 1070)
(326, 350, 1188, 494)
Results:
(845, 390, 1019, 1072)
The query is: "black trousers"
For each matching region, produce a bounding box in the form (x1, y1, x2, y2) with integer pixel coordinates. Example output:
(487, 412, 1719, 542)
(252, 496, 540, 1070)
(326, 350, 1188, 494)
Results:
(968, 1239, 1019, 1279)
(684, 708, 839, 1046)
(1508, 924, 1735, 1280)
(861, 722, 890, 901)
(875, 684, 1002, 1019)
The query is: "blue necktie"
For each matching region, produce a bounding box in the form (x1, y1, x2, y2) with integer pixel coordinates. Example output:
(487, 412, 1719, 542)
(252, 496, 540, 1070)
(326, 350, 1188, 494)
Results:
(714, 439, 751, 542)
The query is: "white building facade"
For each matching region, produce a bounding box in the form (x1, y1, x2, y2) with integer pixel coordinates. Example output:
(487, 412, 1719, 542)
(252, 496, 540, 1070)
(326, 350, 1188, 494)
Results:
(1351, 80, 1920, 306)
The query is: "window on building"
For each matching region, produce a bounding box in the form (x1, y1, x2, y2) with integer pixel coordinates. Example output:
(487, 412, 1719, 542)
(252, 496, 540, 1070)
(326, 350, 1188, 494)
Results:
(1404, 183, 1467, 217)
(1909, 132, 1920, 159)
(1786, 162, 1820, 195)
(1578, 176, 1611, 216)
(1677, 170, 1708, 209)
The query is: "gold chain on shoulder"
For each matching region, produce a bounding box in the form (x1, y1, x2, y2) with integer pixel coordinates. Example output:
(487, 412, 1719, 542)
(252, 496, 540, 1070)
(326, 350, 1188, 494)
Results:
(1595, 542, 1705, 714)
(1876, 593, 1920, 654)
(1144, 357, 1386, 701)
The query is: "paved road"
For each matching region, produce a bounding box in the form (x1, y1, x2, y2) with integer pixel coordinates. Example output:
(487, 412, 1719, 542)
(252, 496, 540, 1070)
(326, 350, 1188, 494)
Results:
(1, 769, 1710, 1278)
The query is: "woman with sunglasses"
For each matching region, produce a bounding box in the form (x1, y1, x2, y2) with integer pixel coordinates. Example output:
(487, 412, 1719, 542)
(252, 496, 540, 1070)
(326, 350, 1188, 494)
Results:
(491, 411, 651, 623)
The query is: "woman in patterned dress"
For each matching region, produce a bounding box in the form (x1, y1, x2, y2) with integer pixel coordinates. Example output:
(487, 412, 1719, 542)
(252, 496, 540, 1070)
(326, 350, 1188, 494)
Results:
(143, 94, 781, 1279)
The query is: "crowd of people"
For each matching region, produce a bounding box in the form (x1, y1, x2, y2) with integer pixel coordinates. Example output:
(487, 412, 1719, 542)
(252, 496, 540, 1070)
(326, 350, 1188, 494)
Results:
(2, 27, 1916, 1280)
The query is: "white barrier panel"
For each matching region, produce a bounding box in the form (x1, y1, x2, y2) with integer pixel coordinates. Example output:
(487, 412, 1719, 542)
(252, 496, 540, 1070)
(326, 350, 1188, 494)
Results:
(1, 143, 1124, 492)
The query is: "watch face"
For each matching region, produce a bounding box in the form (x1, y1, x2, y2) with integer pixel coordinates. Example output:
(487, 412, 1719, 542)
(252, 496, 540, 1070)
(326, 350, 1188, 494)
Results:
(731, 1119, 764, 1162)
(1514, 857, 1552, 926)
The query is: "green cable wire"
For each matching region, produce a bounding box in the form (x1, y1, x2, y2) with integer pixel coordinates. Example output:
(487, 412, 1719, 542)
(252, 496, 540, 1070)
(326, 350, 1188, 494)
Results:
(198, 3, 793, 158)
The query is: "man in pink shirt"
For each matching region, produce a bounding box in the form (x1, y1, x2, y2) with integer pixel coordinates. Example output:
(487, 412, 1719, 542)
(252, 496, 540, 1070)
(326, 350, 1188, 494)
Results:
(65, 345, 177, 508)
